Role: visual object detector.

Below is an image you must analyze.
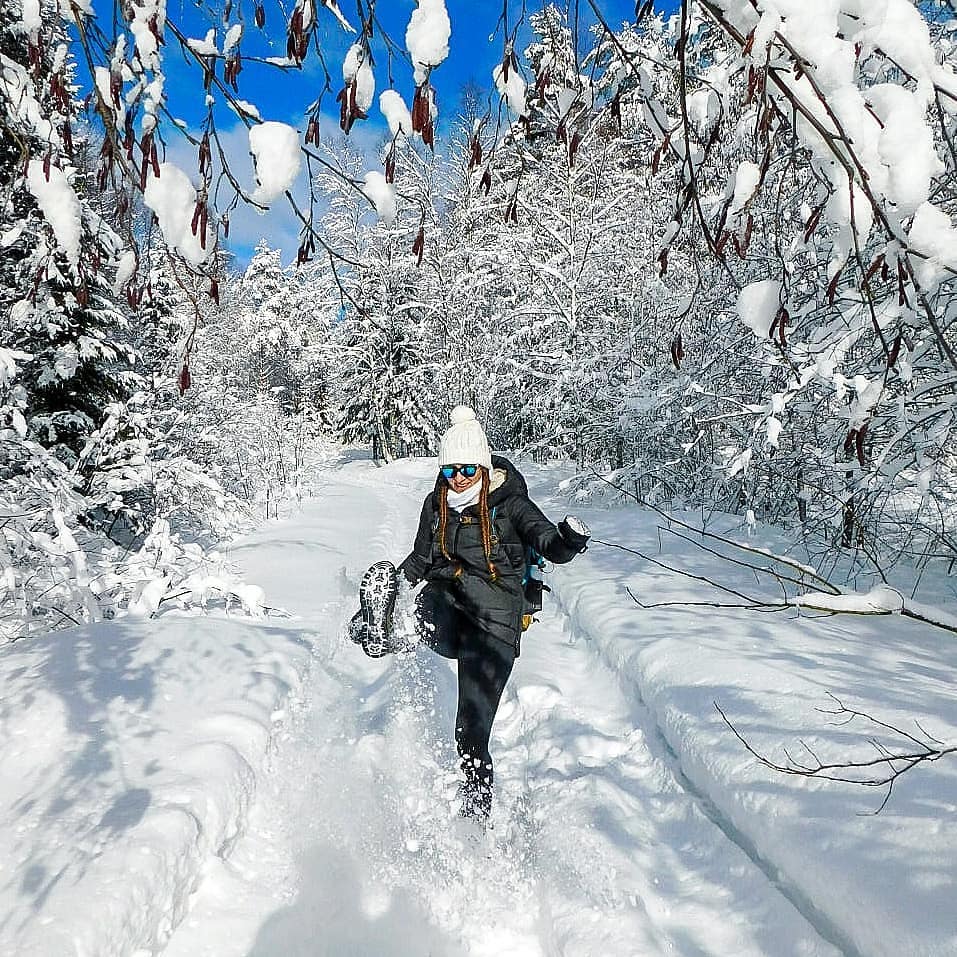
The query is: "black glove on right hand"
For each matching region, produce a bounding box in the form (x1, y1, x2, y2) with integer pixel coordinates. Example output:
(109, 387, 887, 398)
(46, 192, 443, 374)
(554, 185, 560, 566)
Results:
(558, 515, 590, 553)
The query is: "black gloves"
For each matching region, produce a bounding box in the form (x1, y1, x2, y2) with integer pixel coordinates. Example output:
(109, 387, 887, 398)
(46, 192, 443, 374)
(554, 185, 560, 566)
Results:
(558, 515, 590, 553)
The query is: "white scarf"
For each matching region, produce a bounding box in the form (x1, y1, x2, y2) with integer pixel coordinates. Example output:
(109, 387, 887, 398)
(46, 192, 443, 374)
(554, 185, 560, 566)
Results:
(446, 482, 482, 512)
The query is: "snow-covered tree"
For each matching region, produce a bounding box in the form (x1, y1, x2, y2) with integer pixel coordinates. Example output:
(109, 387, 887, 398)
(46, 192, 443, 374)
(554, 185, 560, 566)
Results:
(1, 0, 136, 463)
(314, 138, 442, 459)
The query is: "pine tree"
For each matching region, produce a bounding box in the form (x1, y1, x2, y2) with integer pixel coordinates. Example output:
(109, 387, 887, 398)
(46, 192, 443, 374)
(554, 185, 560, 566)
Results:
(0, 0, 135, 466)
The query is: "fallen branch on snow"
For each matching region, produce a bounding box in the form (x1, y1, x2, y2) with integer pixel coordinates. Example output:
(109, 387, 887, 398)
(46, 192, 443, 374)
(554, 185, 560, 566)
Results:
(585, 471, 957, 638)
(716, 694, 957, 814)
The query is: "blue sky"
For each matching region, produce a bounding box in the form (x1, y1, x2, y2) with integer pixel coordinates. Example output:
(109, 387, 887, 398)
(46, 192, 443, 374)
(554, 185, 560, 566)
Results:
(91, 1, 674, 264)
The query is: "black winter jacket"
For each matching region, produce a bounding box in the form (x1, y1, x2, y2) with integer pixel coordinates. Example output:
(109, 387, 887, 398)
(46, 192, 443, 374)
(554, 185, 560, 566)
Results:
(398, 456, 586, 651)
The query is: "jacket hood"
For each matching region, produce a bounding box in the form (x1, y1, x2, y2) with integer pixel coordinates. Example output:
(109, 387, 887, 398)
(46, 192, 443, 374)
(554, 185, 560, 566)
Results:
(488, 454, 527, 504)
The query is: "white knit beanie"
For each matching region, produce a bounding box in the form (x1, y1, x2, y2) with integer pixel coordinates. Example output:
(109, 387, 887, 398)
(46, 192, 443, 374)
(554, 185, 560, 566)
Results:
(438, 406, 493, 471)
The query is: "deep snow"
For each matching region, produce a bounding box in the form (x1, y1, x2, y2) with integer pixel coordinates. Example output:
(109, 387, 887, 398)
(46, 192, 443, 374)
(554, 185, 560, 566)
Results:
(2, 453, 955, 956)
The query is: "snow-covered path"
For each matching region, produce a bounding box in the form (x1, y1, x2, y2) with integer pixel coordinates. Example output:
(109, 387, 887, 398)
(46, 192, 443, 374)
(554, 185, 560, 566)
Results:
(5, 453, 953, 955)
(160, 456, 838, 957)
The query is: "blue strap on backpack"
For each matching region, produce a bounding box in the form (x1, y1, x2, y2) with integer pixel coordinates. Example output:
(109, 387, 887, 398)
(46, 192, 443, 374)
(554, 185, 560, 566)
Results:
(492, 507, 547, 624)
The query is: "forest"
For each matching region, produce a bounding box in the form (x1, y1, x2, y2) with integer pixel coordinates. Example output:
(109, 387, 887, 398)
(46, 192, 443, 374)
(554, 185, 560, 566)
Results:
(1, 0, 956, 639)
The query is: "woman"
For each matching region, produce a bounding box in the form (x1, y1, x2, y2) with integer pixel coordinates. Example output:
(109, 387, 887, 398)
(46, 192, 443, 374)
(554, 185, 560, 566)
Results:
(350, 406, 590, 821)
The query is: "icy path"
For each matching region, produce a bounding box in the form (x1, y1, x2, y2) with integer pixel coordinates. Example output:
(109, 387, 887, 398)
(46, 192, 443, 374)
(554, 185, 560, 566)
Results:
(161, 457, 837, 957)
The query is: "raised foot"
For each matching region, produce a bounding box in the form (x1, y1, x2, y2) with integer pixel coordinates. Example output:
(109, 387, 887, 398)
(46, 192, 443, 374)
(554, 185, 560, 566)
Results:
(355, 560, 399, 657)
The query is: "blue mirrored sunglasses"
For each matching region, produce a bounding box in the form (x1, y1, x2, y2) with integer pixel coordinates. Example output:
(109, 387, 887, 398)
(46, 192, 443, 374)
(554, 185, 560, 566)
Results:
(440, 464, 479, 480)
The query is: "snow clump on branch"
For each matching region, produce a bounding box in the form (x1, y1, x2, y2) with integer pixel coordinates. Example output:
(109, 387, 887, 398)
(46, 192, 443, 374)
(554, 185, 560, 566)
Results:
(737, 279, 782, 338)
(25, 160, 82, 271)
(493, 62, 528, 117)
(249, 121, 302, 205)
(907, 203, 957, 289)
(687, 88, 721, 139)
(361, 171, 397, 224)
(406, 0, 451, 85)
(112, 250, 137, 296)
(17, 0, 42, 34)
(343, 43, 375, 114)
(187, 29, 219, 56)
(713, 0, 956, 268)
(380, 90, 413, 137)
(224, 23, 243, 54)
(728, 161, 760, 217)
(143, 163, 213, 265)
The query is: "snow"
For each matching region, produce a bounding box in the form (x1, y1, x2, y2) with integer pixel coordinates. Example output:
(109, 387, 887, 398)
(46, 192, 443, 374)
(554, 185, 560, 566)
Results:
(765, 414, 783, 448)
(230, 99, 261, 121)
(380, 89, 413, 137)
(3, 454, 956, 957)
(0, 223, 23, 247)
(223, 23, 242, 54)
(687, 88, 720, 139)
(796, 585, 905, 614)
(728, 160, 760, 216)
(94, 66, 120, 122)
(19, 0, 42, 34)
(868, 84, 943, 216)
(0, 615, 309, 957)
(342, 43, 375, 113)
(852, 0, 956, 97)
(25, 159, 82, 271)
(907, 201, 957, 288)
(555, 86, 578, 119)
(493, 63, 528, 118)
(143, 163, 213, 266)
(750, 7, 781, 58)
(187, 30, 219, 57)
(321, 0, 355, 33)
(1, 53, 55, 142)
(52, 345, 78, 380)
(127, 0, 166, 68)
(547, 481, 957, 957)
(737, 278, 782, 337)
(727, 446, 752, 478)
(714, 0, 952, 256)
(0, 347, 30, 390)
(849, 373, 882, 428)
(112, 249, 137, 295)
(361, 171, 398, 224)
(248, 122, 302, 206)
(343, 43, 375, 113)
(405, 0, 451, 85)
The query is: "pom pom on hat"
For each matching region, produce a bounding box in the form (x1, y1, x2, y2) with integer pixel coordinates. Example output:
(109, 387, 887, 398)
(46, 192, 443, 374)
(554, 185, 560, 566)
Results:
(439, 406, 492, 470)
(450, 405, 477, 425)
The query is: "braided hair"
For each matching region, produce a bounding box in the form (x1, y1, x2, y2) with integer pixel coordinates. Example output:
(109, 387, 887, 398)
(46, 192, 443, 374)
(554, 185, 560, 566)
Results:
(436, 467, 499, 582)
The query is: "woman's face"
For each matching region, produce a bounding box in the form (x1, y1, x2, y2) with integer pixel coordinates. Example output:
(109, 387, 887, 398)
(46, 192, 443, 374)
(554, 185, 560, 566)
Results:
(446, 465, 483, 494)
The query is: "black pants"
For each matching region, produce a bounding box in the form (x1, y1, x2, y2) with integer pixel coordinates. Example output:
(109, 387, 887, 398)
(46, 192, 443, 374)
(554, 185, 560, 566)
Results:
(417, 586, 516, 813)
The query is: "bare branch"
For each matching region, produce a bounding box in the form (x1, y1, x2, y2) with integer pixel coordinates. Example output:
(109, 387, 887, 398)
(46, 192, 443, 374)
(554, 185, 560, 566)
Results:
(715, 700, 957, 812)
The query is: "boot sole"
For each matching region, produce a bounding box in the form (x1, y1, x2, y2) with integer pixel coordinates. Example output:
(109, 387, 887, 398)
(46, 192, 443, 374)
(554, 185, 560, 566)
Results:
(358, 561, 398, 656)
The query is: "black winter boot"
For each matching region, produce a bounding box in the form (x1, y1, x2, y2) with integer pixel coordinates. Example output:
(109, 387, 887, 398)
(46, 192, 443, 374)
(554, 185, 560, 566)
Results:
(355, 561, 399, 657)
(458, 761, 493, 823)
(459, 784, 492, 822)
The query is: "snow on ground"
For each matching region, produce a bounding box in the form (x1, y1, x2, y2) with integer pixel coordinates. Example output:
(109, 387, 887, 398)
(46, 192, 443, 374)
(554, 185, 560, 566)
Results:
(537, 472, 957, 957)
(2, 452, 955, 956)
(0, 617, 310, 957)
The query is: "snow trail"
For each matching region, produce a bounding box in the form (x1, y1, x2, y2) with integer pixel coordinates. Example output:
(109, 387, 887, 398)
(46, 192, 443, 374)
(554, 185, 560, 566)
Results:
(162, 455, 837, 957)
